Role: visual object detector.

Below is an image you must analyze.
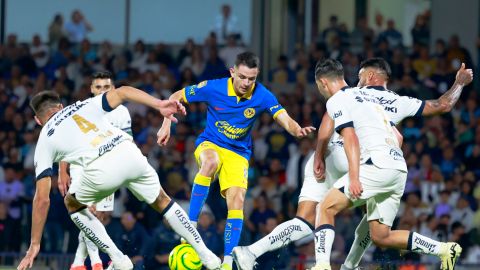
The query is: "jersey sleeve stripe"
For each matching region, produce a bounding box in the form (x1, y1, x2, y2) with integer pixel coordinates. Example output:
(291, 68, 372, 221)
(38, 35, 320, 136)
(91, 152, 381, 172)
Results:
(390, 121, 396, 126)
(272, 108, 286, 119)
(335, 121, 354, 134)
(415, 101, 426, 117)
(181, 88, 189, 104)
(102, 93, 114, 112)
(36, 168, 53, 181)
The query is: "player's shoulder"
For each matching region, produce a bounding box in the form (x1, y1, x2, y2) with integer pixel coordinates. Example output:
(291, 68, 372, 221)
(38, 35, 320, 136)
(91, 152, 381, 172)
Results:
(201, 77, 229, 89)
(113, 104, 130, 115)
(253, 82, 275, 98)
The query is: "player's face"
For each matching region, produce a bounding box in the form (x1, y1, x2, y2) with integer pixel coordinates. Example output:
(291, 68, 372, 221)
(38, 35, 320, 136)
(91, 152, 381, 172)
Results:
(91, 78, 114, 96)
(230, 65, 259, 96)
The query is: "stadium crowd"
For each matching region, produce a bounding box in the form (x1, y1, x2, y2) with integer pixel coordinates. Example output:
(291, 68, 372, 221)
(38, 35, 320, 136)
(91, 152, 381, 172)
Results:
(1, 10, 480, 269)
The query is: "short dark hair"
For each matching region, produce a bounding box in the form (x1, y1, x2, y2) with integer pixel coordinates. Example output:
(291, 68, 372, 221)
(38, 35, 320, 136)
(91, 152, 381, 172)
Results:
(30, 91, 61, 116)
(360, 57, 392, 79)
(314, 59, 344, 80)
(235, 52, 260, 69)
(92, 71, 114, 81)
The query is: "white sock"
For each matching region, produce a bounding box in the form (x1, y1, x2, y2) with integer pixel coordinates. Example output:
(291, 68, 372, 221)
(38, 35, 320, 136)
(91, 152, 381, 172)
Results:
(344, 215, 371, 269)
(408, 232, 442, 255)
(223, 255, 233, 266)
(70, 208, 124, 261)
(314, 224, 335, 265)
(84, 232, 102, 265)
(249, 217, 313, 257)
(162, 201, 213, 258)
(72, 232, 87, 266)
(191, 221, 198, 228)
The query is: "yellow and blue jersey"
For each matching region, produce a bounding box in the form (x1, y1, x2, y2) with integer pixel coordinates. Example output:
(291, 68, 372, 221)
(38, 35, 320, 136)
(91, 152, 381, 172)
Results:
(183, 77, 285, 160)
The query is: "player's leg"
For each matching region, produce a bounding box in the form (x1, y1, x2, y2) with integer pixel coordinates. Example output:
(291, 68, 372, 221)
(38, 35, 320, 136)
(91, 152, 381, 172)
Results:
(340, 214, 370, 270)
(71, 231, 88, 270)
(312, 188, 352, 270)
(64, 193, 129, 269)
(189, 143, 221, 227)
(87, 199, 114, 269)
(149, 188, 221, 269)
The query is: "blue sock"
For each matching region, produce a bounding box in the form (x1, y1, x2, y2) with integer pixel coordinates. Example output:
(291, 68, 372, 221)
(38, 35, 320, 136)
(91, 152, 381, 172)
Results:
(223, 210, 244, 266)
(188, 174, 211, 223)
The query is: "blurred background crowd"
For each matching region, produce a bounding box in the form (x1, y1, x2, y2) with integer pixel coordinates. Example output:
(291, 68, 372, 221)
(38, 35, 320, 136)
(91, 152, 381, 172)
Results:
(1, 5, 480, 270)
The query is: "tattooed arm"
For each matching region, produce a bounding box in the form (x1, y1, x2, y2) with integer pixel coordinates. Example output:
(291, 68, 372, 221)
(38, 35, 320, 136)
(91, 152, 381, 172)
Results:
(422, 63, 473, 115)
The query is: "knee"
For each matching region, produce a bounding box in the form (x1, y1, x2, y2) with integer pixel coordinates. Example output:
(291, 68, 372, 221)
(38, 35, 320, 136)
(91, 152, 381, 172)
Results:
(320, 202, 338, 218)
(200, 158, 219, 176)
(64, 193, 83, 213)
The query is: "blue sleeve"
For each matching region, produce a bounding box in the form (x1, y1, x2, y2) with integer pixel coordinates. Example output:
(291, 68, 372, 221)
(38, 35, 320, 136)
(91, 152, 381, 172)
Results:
(263, 90, 285, 119)
(183, 80, 212, 103)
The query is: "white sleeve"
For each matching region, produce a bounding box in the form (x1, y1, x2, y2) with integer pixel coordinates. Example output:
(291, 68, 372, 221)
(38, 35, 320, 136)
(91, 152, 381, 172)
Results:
(33, 136, 54, 181)
(395, 95, 425, 122)
(326, 92, 353, 134)
(91, 93, 115, 114)
(117, 106, 132, 134)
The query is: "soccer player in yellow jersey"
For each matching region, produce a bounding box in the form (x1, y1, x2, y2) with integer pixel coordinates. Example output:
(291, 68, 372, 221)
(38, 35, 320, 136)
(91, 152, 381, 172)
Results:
(157, 52, 315, 269)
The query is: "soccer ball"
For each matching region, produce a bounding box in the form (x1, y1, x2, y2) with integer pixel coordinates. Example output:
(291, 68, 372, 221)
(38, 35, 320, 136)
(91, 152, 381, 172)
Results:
(168, 243, 203, 270)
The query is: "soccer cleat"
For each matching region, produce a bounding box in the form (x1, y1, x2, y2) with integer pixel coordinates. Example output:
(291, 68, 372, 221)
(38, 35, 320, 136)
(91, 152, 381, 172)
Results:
(439, 242, 462, 270)
(111, 255, 133, 270)
(310, 263, 332, 270)
(221, 263, 233, 270)
(92, 263, 103, 270)
(70, 265, 87, 270)
(201, 253, 222, 270)
(232, 246, 256, 270)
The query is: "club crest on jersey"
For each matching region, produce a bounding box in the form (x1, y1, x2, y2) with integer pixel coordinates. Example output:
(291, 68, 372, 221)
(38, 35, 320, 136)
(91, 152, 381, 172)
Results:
(197, 80, 207, 88)
(244, 108, 255, 118)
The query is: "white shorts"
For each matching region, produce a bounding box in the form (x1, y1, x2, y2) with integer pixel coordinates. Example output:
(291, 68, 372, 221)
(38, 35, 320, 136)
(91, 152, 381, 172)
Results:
(333, 164, 407, 227)
(298, 144, 348, 203)
(70, 166, 114, 211)
(69, 141, 161, 205)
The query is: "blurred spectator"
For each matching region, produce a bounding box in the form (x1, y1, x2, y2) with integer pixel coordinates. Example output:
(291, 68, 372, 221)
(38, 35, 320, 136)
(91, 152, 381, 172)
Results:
(0, 164, 24, 251)
(48, 14, 66, 48)
(269, 55, 295, 84)
(379, 19, 403, 48)
(434, 190, 453, 218)
(180, 46, 206, 78)
(65, 10, 93, 43)
(197, 211, 223, 255)
(286, 138, 313, 195)
(146, 220, 181, 269)
(0, 202, 14, 251)
(30, 35, 50, 69)
(214, 4, 239, 44)
(322, 15, 340, 50)
(447, 35, 473, 73)
(413, 45, 436, 80)
(411, 14, 430, 46)
(200, 47, 227, 80)
(219, 34, 245, 68)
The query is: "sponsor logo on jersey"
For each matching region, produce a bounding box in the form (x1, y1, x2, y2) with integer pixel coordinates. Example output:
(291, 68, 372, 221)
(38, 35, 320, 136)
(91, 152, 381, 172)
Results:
(98, 135, 124, 156)
(384, 106, 398, 113)
(269, 104, 280, 111)
(375, 96, 397, 105)
(215, 121, 250, 139)
(333, 110, 343, 119)
(244, 108, 255, 118)
(197, 80, 207, 88)
(355, 96, 364, 103)
(389, 148, 403, 160)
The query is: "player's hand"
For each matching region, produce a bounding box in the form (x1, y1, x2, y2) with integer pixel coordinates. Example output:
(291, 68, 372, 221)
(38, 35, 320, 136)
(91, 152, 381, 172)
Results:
(313, 155, 326, 182)
(157, 100, 186, 123)
(17, 243, 40, 270)
(58, 171, 71, 197)
(295, 126, 316, 138)
(156, 125, 171, 146)
(455, 63, 473, 86)
(349, 180, 363, 199)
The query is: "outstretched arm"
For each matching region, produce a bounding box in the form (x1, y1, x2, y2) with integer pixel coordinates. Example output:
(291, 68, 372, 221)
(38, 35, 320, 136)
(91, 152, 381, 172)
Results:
(423, 63, 473, 115)
(274, 111, 316, 138)
(17, 177, 52, 270)
(157, 89, 186, 146)
(105, 86, 186, 122)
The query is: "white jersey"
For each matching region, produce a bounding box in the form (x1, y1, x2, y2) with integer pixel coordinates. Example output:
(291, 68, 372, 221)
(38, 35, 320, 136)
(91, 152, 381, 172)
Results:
(326, 86, 407, 172)
(34, 94, 131, 180)
(104, 105, 132, 135)
(299, 86, 423, 204)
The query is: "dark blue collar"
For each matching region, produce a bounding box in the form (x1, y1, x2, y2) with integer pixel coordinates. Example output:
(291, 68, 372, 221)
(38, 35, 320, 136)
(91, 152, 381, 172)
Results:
(366, 85, 386, 91)
(340, 86, 349, 91)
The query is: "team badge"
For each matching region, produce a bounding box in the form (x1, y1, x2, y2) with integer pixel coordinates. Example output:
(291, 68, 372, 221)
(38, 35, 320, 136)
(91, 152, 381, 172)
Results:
(244, 108, 255, 118)
(197, 80, 207, 88)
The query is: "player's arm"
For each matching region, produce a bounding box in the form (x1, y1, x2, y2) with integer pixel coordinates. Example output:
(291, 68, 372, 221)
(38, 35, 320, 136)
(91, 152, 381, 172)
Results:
(58, 161, 70, 197)
(392, 125, 403, 147)
(340, 127, 362, 199)
(157, 89, 187, 145)
(423, 63, 473, 115)
(105, 86, 186, 122)
(314, 112, 334, 181)
(274, 111, 316, 138)
(18, 177, 51, 270)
